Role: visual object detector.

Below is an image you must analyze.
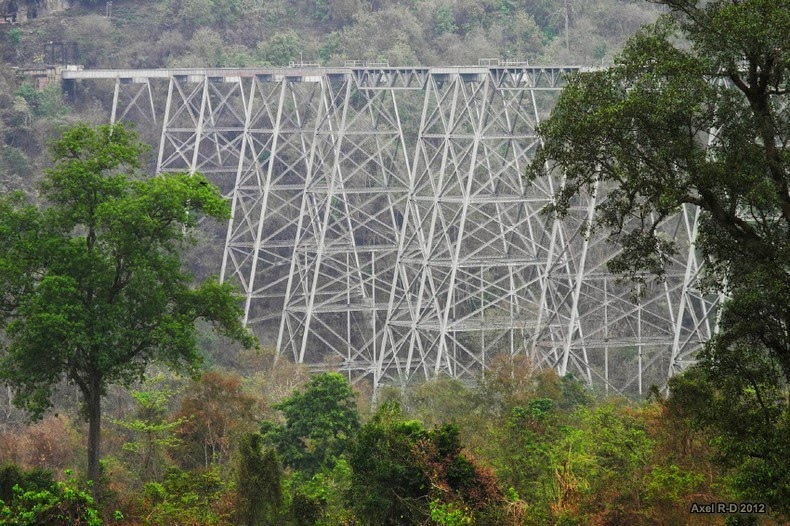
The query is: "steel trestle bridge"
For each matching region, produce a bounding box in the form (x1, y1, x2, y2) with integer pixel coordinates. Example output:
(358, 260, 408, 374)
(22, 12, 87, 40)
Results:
(62, 65, 719, 394)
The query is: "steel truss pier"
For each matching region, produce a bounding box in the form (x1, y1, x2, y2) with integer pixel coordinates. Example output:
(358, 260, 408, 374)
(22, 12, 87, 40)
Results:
(63, 66, 718, 394)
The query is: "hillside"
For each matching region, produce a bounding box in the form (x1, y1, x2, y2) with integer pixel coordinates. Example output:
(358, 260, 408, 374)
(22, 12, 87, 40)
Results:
(0, 0, 660, 201)
(0, 2, 788, 525)
(3, 0, 660, 69)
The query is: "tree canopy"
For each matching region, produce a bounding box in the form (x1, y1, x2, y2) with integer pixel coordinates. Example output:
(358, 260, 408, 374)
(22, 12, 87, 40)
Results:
(529, 0, 788, 513)
(261, 372, 360, 476)
(0, 122, 255, 493)
(349, 402, 502, 526)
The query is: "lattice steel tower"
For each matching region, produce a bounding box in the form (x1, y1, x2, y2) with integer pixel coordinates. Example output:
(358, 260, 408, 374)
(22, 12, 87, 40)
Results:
(64, 65, 719, 394)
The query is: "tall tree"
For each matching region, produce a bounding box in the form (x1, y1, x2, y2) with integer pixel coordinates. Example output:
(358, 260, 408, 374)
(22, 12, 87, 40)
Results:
(261, 372, 360, 475)
(172, 369, 261, 469)
(529, 0, 788, 514)
(236, 433, 283, 526)
(0, 123, 255, 496)
(348, 402, 502, 526)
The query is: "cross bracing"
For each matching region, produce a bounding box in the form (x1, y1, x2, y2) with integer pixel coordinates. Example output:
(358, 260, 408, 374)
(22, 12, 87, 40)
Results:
(63, 65, 719, 394)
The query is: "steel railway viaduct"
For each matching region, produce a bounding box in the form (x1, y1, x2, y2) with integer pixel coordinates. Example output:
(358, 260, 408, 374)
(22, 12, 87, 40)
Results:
(61, 64, 719, 395)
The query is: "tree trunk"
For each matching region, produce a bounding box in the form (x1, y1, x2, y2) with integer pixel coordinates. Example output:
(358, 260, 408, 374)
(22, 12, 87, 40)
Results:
(87, 379, 102, 501)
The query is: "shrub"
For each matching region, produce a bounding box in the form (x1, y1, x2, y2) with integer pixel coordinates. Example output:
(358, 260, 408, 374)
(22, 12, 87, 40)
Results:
(0, 469, 101, 526)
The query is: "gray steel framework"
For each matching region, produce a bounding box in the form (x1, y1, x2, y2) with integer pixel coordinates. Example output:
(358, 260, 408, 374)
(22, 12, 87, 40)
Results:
(63, 66, 718, 394)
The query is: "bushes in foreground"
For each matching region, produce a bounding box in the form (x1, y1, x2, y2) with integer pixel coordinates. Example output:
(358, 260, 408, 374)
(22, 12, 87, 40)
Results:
(0, 368, 784, 525)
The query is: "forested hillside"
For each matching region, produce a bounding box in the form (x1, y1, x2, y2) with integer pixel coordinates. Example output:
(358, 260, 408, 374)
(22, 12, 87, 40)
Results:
(4, 0, 659, 68)
(0, 0, 660, 202)
(0, 1, 787, 525)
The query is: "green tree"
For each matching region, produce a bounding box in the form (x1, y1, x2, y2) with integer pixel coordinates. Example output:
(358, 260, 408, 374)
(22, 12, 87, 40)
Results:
(555, 404, 655, 523)
(0, 464, 55, 505)
(111, 376, 185, 482)
(666, 359, 789, 513)
(348, 403, 432, 525)
(349, 403, 502, 526)
(236, 433, 282, 526)
(287, 458, 354, 526)
(6, 28, 21, 46)
(139, 467, 231, 525)
(14, 84, 69, 118)
(256, 30, 303, 66)
(0, 123, 255, 497)
(262, 372, 360, 475)
(529, 0, 788, 516)
(434, 5, 458, 35)
(0, 470, 101, 526)
(493, 399, 558, 512)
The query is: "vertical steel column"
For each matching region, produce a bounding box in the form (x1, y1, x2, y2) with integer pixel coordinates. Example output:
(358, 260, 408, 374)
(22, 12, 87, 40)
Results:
(245, 75, 323, 341)
(226, 77, 288, 324)
(155, 76, 175, 174)
(188, 77, 208, 174)
(296, 76, 352, 363)
(559, 182, 598, 378)
(219, 76, 254, 284)
(276, 75, 333, 361)
(111, 78, 120, 124)
(434, 74, 490, 375)
(402, 72, 460, 379)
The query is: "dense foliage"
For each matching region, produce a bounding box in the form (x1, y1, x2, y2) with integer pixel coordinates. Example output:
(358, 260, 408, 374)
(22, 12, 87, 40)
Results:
(0, 367, 773, 524)
(0, 0, 786, 524)
(0, 123, 255, 494)
(261, 373, 360, 476)
(0, 0, 660, 195)
(1, 0, 659, 69)
(529, 0, 789, 516)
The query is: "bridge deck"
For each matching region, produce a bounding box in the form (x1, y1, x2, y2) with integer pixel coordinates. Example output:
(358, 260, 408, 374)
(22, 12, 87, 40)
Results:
(61, 65, 587, 81)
